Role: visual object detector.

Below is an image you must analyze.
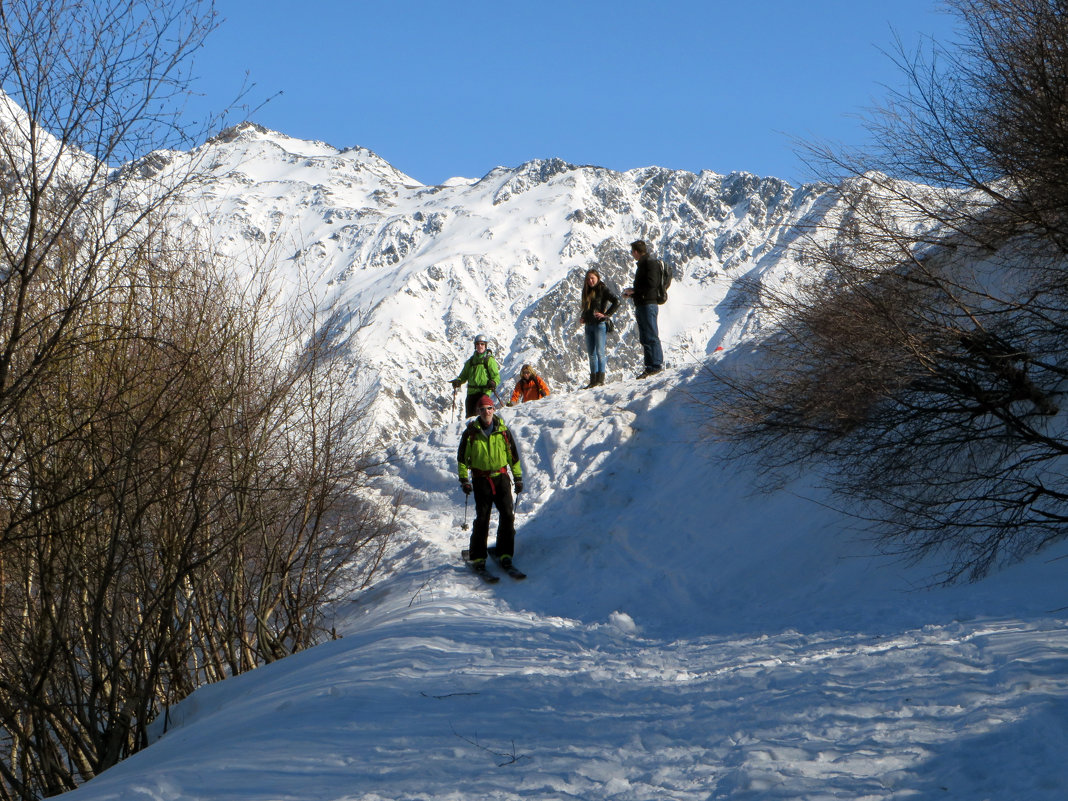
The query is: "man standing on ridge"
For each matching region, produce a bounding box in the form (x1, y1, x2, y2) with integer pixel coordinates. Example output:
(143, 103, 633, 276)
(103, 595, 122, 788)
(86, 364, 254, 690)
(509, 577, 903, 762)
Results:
(622, 239, 664, 378)
(451, 334, 501, 417)
(457, 394, 523, 575)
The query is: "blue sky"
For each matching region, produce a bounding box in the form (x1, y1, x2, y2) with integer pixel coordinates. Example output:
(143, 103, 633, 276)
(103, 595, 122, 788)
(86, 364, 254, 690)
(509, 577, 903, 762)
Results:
(187, 1, 960, 186)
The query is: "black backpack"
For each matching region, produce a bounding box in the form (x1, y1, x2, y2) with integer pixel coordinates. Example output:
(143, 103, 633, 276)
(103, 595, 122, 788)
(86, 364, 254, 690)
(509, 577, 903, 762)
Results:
(655, 259, 673, 304)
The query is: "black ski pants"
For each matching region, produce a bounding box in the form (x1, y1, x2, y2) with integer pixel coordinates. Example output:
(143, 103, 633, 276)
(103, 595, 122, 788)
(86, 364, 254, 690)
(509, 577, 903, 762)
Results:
(465, 391, 492, 418)
(469, 472, 515, 561)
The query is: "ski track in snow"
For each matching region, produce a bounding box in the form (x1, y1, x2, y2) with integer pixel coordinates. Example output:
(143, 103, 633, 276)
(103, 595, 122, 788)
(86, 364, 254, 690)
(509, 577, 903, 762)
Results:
(63, 366, 1068, 801)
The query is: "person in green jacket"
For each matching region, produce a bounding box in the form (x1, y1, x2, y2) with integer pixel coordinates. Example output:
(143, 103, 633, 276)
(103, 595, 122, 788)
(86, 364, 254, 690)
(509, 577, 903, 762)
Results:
(451, 333, 501, 417)
(457, 394, 523, 572)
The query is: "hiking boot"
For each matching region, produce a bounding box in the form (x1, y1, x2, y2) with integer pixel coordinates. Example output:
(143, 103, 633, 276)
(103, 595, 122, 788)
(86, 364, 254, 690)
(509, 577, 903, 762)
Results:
(637, 367, 662, 379)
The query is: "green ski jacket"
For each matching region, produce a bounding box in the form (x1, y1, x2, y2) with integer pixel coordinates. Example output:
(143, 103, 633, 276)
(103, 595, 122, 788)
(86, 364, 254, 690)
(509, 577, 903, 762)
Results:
(453, 351, 501, 396)
(457, 415, 523, 482)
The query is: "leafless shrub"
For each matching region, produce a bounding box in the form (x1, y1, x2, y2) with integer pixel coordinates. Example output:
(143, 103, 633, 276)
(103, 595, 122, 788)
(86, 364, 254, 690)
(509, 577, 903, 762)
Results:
(0, 2, 396, 797)
(705, 0, 1068, 583)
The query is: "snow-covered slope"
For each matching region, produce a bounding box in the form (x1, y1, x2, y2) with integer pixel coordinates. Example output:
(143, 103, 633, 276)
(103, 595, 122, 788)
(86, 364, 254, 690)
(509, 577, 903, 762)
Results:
(61, 362, 1068, 801)
(158, 122, 839, 442)
(30, 119, 1063, 800)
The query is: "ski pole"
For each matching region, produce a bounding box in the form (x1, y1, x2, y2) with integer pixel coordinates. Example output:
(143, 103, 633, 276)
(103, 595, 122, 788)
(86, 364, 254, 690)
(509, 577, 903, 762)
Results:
(463, 492, 469, 529)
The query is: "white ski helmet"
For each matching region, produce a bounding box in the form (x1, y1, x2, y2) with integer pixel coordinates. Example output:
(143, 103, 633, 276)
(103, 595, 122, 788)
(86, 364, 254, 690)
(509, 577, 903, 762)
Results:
(473, 334, 489, 345)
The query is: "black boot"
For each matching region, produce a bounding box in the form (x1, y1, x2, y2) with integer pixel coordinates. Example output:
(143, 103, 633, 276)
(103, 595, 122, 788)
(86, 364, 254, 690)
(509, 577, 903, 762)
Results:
(595, 371, 605, 386)
(584, 371, 596, 389)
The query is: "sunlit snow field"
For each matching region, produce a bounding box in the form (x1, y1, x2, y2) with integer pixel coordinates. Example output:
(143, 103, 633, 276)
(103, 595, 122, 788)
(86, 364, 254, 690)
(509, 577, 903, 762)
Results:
(63, 363, 1068, 801)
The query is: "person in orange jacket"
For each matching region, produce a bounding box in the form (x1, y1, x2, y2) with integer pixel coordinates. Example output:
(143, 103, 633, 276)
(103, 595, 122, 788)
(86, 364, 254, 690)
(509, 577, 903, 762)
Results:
(507, 364, 551, 407)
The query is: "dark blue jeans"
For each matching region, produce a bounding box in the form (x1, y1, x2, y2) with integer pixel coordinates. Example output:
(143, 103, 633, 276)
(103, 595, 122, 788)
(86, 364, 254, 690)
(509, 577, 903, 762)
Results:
(634, 303, 663, 370)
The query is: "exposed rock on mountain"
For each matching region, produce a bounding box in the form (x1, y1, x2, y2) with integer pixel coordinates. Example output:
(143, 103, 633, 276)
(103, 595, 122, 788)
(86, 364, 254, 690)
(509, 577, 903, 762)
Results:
(152, 123, 842, 442)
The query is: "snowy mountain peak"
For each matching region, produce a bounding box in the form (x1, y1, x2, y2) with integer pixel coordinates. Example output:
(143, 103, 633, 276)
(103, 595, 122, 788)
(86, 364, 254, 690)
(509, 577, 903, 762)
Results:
(201, 121, 423, 188)
(208, 120, 336, 158)
(146, 127, 845, 443)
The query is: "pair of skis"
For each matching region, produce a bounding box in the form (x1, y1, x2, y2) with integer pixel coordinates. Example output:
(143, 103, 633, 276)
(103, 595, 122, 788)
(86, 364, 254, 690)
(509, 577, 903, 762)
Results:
(461, 546, 526, 583)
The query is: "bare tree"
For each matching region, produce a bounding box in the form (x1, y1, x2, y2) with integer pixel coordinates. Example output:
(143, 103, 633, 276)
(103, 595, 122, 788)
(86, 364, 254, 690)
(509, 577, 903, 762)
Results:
(706, 0, 1068, 582)
(0, 4, 221, 792)
(0, 3, 398, 798)
(0, 0, 224, 416)
(0, 233, 398, 799)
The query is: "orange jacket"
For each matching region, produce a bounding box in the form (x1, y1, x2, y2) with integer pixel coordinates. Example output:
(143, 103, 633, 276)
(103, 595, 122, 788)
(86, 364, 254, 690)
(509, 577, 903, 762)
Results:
(510, 374, 550, 404)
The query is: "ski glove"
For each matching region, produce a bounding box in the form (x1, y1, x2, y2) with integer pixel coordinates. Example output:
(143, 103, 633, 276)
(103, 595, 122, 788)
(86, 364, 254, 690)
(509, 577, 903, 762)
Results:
(461, 481, 472, 495)
(451, 379, 463, 388)
(513, 479, 523, 494)
(488, 381, 496, 390)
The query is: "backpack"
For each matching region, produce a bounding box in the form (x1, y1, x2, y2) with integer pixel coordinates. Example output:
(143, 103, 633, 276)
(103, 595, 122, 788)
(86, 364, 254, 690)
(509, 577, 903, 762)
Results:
(655, 259, 673, 304)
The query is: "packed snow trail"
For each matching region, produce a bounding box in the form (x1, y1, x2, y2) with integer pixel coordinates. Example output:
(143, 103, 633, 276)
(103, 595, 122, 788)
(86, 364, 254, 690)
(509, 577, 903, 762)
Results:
(61, 366, 1068, 800)
(61, 571, 1068, 801)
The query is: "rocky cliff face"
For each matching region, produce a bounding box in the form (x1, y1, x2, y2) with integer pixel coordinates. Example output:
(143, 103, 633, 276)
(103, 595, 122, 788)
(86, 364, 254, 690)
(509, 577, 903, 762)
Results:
(157, 122, 842, 442)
